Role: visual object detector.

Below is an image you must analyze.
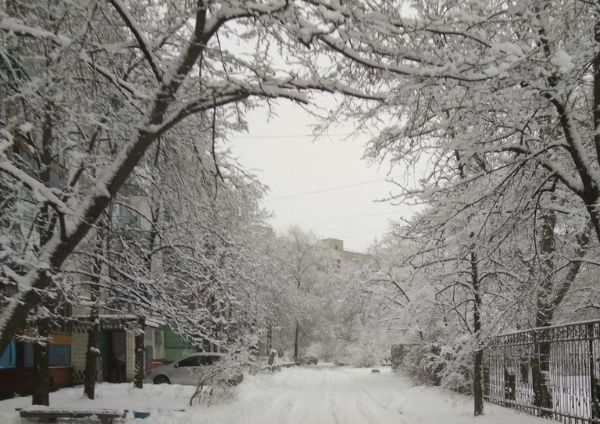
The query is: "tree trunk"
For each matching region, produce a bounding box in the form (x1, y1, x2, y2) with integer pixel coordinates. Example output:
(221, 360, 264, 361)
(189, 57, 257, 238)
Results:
(473, 349, 484, 415)
(133, 201, 158, 389)
(83, 321, 100, 399)
(267, 324, 273, 354)
(531, 335, 552, 416)
(294, 321, 299, 361)
(536, 212, 557, 327)
(531, 212, 556, 415)
(31, 118, 54, 407)
(594, 19, 600, 166)
(591, 18, 600, 243)
(588, 323, 600, 420)
(29, 269, 53, 406)
(134, 317, 145, 389)
(84, 225, 104, 399)
(268, 349, 276, 366)
(32, 319, 50, 406)
(470, 250, 484, 416)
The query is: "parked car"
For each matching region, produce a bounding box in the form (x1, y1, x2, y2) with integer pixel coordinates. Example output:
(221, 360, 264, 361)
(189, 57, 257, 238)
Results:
(145, 352, 243, 386)
(295, 355, 318, 365)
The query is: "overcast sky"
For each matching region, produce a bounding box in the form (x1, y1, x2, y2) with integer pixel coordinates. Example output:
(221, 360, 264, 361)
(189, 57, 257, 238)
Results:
(228, 99, 416, 252)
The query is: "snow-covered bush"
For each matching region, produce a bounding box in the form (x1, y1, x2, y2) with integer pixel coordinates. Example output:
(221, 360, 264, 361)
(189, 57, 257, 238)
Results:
(403, 343, 445, 385)
(401, 337, 472, 393)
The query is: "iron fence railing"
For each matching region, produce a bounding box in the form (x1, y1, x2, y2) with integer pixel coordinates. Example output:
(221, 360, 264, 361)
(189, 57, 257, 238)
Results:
(484, 320, 600, 423)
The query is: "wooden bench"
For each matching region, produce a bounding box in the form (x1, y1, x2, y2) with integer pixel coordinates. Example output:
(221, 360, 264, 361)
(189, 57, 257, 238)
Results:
(19, 407, 127, 424)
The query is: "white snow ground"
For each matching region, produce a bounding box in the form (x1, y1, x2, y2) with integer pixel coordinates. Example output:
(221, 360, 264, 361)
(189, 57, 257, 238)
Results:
(1, 365, 548, 423)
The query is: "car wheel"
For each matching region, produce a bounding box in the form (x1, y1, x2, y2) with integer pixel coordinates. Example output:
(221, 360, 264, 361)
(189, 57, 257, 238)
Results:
(153, 375, 170, 384)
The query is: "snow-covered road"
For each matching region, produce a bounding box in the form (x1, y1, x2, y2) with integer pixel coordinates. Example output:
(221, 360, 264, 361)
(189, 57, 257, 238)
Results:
(164, 365, 547, 424)
(0, 365, 549, 423)
(225, 365, 405, 424)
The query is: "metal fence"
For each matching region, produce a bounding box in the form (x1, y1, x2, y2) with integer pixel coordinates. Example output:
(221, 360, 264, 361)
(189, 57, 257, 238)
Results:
(484, 320, 600, 423)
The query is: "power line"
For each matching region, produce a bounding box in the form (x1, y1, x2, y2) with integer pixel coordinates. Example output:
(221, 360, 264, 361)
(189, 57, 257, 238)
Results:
(265, 177, 396, 202)
(234, 132, 355, 139)
(314, 210, 400, 224)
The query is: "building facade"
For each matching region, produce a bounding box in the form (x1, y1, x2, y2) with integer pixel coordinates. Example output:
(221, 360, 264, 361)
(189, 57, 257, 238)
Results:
(320, 238, 372, 268)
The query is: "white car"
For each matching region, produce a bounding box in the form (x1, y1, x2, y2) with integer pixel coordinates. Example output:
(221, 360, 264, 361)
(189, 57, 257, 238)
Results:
(145, 352, 243, 386)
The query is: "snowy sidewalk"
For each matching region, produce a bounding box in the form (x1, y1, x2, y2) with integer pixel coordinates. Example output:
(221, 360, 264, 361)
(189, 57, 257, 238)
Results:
(1, 365, 548, 423)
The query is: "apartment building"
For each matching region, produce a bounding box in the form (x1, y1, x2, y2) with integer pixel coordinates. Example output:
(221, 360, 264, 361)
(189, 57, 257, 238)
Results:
(320, 238, 372, 269)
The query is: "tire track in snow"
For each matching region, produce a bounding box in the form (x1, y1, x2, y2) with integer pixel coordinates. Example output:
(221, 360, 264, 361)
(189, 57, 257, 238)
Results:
(329, 389, 375, 424)
(355, 395, 384, 424)
(253, 380, 298, 424)
(339, 369, 410, 424)
(328, 391, 347, 424)
(278, 367, 330, 424)
(324, 368, 386, 424)
(339, 369, 391, 410)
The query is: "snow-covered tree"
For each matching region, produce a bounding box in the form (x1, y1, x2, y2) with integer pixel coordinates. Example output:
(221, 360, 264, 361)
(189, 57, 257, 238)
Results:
(0, 0, 385, 357)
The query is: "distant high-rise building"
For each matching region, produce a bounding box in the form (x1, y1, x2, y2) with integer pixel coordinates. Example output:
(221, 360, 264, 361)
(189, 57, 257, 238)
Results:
(321, 238, 372, 268)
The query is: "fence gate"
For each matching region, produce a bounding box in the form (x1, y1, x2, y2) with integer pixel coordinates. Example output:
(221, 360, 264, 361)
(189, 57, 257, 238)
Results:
(484, 320, 600, 423)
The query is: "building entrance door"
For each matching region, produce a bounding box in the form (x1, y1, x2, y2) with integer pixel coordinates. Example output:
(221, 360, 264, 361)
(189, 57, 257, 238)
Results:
(105, 330, 126, 382)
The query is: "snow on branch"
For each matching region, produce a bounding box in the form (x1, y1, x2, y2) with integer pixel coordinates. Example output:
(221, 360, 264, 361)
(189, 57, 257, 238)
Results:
(0, 14, 71, 45)
(495, 144, 586, 196)
(0, 132, 71, 215)
(107, 0, 163, 82)
(319, 34, 489, 82)
(204, 0, 290, 36)
(79, 51, 150, 100)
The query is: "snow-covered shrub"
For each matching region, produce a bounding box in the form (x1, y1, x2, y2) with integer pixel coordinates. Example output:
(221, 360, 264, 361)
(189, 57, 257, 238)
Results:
(403, 343, 444, 385)
(401, 337, 472, 393)
(345, 345, 379, 367)
(438, 339, 472, 394)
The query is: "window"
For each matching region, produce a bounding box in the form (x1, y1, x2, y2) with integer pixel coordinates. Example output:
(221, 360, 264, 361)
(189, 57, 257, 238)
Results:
(199, 355, 221, 366)
(145, 346, 154, 363)
(49, 345, 71, 367)
(145, 328, 154, 347)
(112, 203, 141, 227)
(21, 343, 33, 368)
(177, 356, 201, 367)
(155, 329, 163, 349)
(0, 339, 16, 368)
